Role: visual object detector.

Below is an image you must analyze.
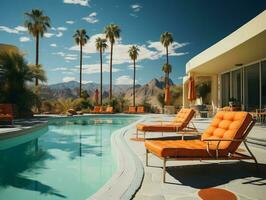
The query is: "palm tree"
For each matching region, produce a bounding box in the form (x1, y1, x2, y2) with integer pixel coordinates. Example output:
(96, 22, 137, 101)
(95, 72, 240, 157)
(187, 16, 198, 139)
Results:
(160, 32, 174, 87)
(73, 29, 89, 97)
(128, 45, 140, 106)
(104, 24, 121, 100)
(95, 37, 108, 105)
(24, 9, 50, 86)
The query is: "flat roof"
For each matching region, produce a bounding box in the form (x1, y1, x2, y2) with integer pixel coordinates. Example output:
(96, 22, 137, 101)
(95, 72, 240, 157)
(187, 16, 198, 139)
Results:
(186, 10, 266, 75)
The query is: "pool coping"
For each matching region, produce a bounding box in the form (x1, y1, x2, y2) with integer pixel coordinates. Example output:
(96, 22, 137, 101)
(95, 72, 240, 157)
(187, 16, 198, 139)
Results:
(89, 116, 146, 200)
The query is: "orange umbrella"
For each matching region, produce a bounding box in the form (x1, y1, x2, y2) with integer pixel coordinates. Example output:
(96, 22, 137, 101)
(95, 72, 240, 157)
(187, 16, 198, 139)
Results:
(164, 85, 170, 106)
(94, 89, 99, 105)
(188, 76, 196, 101)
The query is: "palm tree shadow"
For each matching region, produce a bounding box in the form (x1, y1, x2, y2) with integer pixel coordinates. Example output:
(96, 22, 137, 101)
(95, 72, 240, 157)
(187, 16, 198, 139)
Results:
(0, 139, 66, 198)
(166, 161, 266, 188)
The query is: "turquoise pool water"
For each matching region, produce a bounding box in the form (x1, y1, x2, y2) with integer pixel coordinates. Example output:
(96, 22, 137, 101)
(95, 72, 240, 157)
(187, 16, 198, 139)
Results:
(0, 116, 138, 200)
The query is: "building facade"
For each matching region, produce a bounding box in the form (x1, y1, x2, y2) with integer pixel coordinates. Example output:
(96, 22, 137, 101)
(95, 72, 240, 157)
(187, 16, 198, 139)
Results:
(183, 10, 266, 112)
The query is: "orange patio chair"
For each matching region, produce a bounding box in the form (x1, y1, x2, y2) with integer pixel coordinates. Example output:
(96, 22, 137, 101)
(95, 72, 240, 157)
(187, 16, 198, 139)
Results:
(126, 106, 136, 114)
(137, 106, 145, 113)
(90, 106, 101, 114)
(145, 111, 257, 182)
(0, 104, 14, 125)
(101, 106, 114, 114)
(136, 108, 197, 140)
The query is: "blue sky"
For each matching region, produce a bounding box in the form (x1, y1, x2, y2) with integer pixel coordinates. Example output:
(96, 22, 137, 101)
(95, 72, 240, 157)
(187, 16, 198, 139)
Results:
(0, 0, 265, 85)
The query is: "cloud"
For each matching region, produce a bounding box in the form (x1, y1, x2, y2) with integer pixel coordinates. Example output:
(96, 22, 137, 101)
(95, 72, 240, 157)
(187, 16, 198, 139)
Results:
(65, 56, 77, 60)
(63, 0, 90, 6)
(15, 26, 27, 32)
(128, 64, 143, 70)
(19, 36, 30, 42)
(44, 33, 54, 38)
(57, 27, 67, 31)
(66, 20, 75, 24)
(69, 33, 189, 65)
(63, 76, 76, 82)
(131, 4, 142, 12)
(115, 75, 136, 85)
(50, 43, 57, 47)
(53, 52, 65, 56)
(56, 32, 63, 37)
(82, 64, 120, 74)
(52, 52, 77, 61)
(82, 12, 99, 24)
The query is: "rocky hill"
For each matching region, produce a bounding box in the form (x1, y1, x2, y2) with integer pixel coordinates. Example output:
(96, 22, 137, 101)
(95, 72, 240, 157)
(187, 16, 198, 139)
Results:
(40, 77, 175, 107)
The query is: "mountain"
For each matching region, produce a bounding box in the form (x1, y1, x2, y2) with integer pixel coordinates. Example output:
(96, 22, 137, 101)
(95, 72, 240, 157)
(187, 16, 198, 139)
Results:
(40, 77, 175, 106)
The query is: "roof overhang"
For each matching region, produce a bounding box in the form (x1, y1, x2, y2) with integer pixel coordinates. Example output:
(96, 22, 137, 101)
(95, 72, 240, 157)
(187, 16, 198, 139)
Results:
(186, 10, 266, 75)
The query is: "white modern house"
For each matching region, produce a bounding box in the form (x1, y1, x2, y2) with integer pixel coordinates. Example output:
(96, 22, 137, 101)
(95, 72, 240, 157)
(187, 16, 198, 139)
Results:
(183, 10, 266, 113)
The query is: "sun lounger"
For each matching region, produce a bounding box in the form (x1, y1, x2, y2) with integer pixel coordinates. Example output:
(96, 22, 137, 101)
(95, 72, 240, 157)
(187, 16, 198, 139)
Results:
(145, 111, 257, 182)
(90, 106, 101, 114)
(136, 108, 197, 140)
(0, 104, 14, 125)
(101, 106, 113, 114)
(137, 106, 145, 113)
(126, 106, 136, 114)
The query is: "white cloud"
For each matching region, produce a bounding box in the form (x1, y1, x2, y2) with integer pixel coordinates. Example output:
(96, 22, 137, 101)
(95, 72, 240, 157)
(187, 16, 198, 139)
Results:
(66, 20, 75, 24)
(63, 76, 76, 82)
(116, 75, 136, 85)
(131, 4, 142, 12)
(69, 33, 189, 65)
(53, 52, 65, 56)
(0, 26, 19, 34)
(56, 32, 63, 37)
(44, 33, 54, 38)
(82, 64, 120, 74)
(82, 12, 99, 24)
(83, 80, 93, 84)
(15, 26, 27, 32)
(65, 56, 77, 60)
(50, 43, 57, 47)
(57, 27, 67, 31)
(52, 67, 69, 71)
(63, 0, 89, 6)
(128, 64, 143, 70)
(19, 36, 30, 42)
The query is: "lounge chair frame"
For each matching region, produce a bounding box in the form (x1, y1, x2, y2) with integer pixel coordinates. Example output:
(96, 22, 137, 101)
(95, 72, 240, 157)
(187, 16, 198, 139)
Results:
(145, 119, 257, 183)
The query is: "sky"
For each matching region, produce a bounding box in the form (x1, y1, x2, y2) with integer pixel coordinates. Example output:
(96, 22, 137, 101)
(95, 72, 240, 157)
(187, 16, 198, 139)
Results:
(0, 0, 265, 85)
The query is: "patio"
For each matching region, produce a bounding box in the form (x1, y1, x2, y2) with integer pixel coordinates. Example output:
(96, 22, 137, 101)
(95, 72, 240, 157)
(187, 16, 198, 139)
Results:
(125, 115, 266, 200)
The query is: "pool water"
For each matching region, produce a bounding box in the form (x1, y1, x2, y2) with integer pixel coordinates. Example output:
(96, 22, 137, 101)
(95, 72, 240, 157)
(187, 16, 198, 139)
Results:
(0, 116, 138, 200)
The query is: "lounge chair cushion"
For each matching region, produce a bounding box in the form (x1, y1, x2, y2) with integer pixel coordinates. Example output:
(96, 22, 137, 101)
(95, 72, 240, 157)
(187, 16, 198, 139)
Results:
(201, 111, 252, 152)
(137, 123, 182, 132)
(145, 140, 227, 157)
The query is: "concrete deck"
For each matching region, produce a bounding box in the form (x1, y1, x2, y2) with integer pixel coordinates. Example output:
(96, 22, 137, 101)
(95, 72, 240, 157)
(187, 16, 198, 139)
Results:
(124, 115, 266, 200)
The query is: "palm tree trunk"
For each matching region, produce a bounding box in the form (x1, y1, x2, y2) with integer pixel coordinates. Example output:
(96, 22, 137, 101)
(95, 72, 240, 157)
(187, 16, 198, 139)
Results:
(133, 59, 136, 107)
(80, 44, 82, 98)
(35, 34, 39, 86)
(109, 43, 113, 100)
(166, 46, 169, 88)
(100, 48, 103, 105)
(166, 46, 169, 65)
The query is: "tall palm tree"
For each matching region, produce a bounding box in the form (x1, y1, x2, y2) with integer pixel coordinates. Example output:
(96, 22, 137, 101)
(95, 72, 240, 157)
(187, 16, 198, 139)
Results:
(128, 45, 140, 107)
(160, 32, 174, 87)
(95, 37, 108, 105)
(73, 29, 89, 97)
(24, 9, 50, 86)
(104, 24, 121, 100)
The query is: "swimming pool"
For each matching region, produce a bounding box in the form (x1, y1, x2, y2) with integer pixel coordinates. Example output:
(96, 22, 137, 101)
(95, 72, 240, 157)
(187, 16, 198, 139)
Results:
(0, 115, 139, 200)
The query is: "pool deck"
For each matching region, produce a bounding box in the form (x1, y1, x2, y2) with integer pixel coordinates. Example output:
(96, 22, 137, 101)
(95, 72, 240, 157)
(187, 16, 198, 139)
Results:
(124, 115, 266, 200)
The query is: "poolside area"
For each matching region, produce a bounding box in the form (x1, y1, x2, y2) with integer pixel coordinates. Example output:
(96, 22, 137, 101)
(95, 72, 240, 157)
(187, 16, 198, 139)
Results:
(124, 115, 266, 200)
(1, 114, 266, 200)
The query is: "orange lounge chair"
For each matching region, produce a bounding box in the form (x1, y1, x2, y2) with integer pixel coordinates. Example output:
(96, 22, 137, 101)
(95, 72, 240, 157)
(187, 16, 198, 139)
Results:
(101, 106, 114, 114)
(137, 106, 145, 113)
(126, 106, 136, 114)
(145, 111, 257, 182)
(0, 104, 14, 125)
(136, 108, 196, 140)
(90, 106, 101, 114)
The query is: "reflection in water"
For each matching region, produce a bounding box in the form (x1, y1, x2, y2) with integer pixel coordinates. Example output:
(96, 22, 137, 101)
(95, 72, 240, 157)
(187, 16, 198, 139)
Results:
(0, 116, 138, 200)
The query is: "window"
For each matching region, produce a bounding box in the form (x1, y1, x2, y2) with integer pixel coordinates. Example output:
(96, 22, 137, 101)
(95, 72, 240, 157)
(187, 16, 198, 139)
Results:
(244, 63, 260, 111)
(261, 60, 266, 109)
(221, 72, 230, 107)
(232, 69, 242, 106)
